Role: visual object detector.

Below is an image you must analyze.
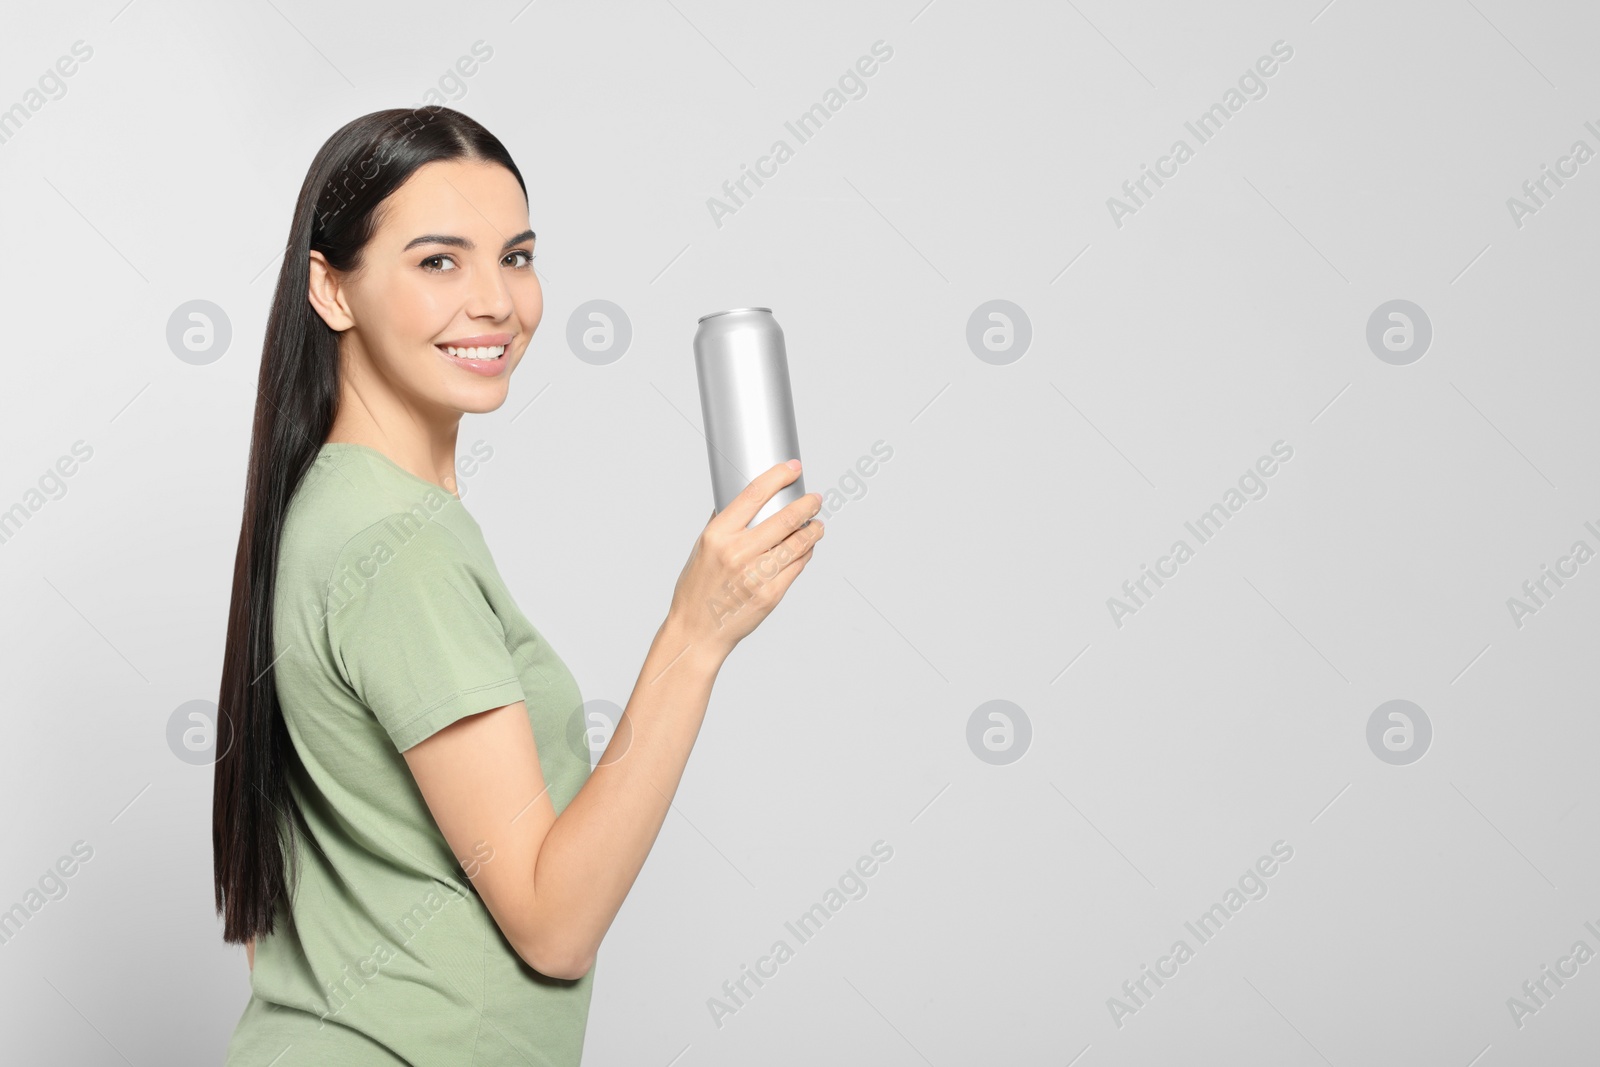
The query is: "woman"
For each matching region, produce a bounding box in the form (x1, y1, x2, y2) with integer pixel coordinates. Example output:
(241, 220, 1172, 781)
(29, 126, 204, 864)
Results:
(213, 106, 823, 1065)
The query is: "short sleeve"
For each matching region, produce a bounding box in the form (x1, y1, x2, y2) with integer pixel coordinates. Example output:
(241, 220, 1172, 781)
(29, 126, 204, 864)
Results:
(325, 515, 526, 751)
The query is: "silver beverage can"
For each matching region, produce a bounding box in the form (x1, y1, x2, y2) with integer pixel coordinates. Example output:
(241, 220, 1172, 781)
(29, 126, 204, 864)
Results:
(693, 307, 808, 530)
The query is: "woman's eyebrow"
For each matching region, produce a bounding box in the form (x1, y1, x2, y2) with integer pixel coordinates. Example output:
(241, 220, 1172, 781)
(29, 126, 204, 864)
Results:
(402, 229, 536, 252)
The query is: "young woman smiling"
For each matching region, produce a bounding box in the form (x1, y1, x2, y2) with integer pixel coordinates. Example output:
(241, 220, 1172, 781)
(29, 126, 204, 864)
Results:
(213, 107, 823, 1065)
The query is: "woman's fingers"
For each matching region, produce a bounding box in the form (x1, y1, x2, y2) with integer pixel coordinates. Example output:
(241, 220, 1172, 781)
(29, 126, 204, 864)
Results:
(668, 461, 826, 659)
(714, 461, 805, 538)
(749, 487, 823, 554)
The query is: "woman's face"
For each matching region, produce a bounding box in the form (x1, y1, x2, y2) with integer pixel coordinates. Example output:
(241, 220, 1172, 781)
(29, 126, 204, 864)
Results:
(310, 158, 540, 419)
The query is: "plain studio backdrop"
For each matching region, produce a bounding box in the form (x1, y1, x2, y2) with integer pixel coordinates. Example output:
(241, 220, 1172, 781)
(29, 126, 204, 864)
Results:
(2, 0, 1598, 1063)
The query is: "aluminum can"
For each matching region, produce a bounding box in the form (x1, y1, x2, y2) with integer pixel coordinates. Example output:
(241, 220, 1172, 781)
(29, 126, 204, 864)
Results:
(693, 307, 808, 530)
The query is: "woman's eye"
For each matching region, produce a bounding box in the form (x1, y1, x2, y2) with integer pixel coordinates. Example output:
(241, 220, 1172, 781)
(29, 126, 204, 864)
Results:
(420, 252, 534, 272)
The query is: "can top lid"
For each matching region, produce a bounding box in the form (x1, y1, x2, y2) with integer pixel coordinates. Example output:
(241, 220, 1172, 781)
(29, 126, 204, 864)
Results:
(697, 307, 772, 323)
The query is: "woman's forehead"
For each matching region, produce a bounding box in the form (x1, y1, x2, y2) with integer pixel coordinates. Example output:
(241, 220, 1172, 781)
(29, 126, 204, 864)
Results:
(381, 161, 528, 233)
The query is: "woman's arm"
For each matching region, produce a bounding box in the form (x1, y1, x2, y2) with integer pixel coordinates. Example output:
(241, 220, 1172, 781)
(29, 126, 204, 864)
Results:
(403, 462, 822, 979)
(405, 616, 722, 978)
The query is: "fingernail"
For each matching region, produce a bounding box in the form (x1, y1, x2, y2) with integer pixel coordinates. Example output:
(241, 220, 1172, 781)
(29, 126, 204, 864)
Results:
(786, 459, 801, 470)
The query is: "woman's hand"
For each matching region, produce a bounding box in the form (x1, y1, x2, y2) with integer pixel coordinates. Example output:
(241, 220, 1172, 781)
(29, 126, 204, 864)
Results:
(666, 460, 824, 661)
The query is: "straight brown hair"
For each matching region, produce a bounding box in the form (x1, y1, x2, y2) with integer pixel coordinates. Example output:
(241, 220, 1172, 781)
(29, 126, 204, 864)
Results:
(212, 105, 527, 944)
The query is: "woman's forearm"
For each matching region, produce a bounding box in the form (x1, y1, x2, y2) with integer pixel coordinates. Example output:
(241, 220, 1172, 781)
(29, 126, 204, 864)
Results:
(525, 612, 726, 971)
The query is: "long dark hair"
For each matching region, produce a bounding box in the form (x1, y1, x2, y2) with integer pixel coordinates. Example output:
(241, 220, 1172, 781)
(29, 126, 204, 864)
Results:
(212, 106, 528, 944)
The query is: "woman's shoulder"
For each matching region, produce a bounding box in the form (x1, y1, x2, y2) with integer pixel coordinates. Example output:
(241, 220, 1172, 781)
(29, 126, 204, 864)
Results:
(281, 446, 471, 585)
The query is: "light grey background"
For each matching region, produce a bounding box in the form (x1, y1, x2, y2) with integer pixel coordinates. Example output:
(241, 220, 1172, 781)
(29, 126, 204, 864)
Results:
(2, 0, 1597, 1063)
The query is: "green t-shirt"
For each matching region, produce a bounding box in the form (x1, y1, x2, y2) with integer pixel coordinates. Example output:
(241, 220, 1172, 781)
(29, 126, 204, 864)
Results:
(224, 442, 595, 1066)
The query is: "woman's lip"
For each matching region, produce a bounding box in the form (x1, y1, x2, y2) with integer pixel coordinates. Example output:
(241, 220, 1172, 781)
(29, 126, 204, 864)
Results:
(435, 344, 510, 377)
(437, 333, 514, 347)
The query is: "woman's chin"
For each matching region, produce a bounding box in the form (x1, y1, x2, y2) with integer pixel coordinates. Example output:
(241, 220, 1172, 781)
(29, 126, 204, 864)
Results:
(453, 388, 511, 416)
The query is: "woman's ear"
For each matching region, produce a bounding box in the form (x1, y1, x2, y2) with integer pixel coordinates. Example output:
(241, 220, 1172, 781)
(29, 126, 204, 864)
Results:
(307, 250, 355, 332)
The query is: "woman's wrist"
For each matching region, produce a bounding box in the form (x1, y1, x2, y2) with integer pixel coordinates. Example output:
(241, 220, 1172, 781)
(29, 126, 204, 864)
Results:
(656, 611, 729, 678)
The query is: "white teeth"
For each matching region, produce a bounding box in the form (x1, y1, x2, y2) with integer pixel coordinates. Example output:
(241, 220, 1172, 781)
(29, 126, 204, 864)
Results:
(442, 345, 505, 360)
